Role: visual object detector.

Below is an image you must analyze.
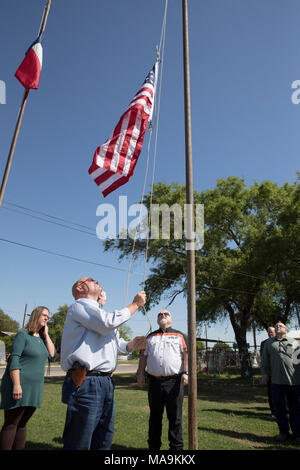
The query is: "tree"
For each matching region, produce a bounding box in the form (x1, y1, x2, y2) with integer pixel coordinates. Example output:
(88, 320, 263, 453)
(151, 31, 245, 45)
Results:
(47, 305, 69, 353)
(104, 176, 300, 377)
(194, 176, 298, 376)
(196, 340, 205, 353)
(212, 342, 233, 352)
(118, 324, 132, 341)
(1, 334, 16, 356)
(0, 308, 19, 332)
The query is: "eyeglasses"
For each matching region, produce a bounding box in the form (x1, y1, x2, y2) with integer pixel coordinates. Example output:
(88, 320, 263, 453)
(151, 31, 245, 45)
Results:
(77, 278, 98, 287)
(158, 312, 170, 317)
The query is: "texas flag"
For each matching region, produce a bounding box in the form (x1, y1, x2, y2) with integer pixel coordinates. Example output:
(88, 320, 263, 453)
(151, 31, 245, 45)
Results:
(15, 37, 43, 90)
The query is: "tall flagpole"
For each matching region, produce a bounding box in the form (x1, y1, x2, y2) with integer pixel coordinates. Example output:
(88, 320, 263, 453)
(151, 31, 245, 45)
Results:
(0, 0, 52, 208)
(182, 0, 198, 450)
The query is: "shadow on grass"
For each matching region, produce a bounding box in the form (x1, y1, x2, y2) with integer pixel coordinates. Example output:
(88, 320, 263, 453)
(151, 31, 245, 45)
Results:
(197, 382, 268, 404)
(198, 425, 300, 450)
(25, 440, 145, 451)
(25, 441, 62, 450)
(203, 407, 274, 420)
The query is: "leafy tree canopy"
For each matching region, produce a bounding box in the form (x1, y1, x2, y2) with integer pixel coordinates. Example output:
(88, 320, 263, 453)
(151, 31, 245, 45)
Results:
(104, 175, 300, 376)
(0, 308, 19, 332)
(47, 305, 69, 353)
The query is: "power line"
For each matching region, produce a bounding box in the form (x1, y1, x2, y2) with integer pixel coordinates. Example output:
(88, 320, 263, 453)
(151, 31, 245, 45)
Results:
(0, 237, 260, 296)
(2, 204, 96, 237)
(2, 201, 120, 240)
(2, 201, 268, 283)
(0, 237, 132, 274)
(4, 202, 94, 231)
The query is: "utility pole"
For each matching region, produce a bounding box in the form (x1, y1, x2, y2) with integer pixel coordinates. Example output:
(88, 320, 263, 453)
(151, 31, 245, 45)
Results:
(182, 0, 198, 450)
(22, 304, 28, 329)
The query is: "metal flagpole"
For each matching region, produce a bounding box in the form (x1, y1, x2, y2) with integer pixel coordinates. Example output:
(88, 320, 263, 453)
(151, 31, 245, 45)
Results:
(0, 0, 52, 208)
(22, 304, 28, 329)
(182, 0, 198, 450)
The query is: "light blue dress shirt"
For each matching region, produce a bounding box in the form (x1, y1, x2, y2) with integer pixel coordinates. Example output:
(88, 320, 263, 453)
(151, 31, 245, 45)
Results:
(60, 298, 131, 372)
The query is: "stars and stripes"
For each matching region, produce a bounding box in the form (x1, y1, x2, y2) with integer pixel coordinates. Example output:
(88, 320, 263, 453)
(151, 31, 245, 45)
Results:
(15, 36, 43, 90)
(88, 62, 158, 197)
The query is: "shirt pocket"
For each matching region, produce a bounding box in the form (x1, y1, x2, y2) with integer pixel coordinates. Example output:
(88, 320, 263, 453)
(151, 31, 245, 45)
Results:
(286, 343, 296, 358)
(165, 338, 181, 354)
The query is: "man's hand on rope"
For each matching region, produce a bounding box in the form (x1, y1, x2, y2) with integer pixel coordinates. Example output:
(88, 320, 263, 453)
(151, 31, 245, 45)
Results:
(126, 336, 147, 353)
(132, 290, 146, 308)
(98, 290, 107, 306)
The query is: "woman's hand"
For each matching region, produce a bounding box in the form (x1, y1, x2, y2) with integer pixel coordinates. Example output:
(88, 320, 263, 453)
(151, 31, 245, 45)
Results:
(12, 384, 22, 401)
(40, 323, 49, 339)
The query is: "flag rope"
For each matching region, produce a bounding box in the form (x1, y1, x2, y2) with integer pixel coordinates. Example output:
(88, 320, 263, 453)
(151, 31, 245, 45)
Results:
(122, 0, 168, 336)
(143, 1, 168, 290)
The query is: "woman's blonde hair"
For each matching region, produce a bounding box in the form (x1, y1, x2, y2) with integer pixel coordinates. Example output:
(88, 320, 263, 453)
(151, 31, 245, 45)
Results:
(26, 306, 49, 335)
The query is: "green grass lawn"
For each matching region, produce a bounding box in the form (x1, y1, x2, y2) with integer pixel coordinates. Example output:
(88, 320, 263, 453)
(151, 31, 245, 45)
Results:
(1, 372, 299, 450)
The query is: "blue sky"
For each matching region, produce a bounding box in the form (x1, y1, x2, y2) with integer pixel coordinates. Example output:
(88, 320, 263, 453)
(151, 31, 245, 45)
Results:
(0, 0, 299, 346)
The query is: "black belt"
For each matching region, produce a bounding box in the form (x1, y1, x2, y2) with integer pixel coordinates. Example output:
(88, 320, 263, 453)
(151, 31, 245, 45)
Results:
(86, 370, 112, 377)
(68, 368, 112, 377)
(149, 373, 180, 381)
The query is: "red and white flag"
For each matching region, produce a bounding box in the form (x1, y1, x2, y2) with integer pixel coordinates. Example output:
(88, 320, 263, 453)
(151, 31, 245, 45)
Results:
(89, 63, 158, 197)
(15, 37, 43, 90)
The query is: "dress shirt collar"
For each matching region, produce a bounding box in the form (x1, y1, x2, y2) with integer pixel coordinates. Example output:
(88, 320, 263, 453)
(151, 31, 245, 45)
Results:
(274, 337, 288, 342)
(76, 297, 99, 307)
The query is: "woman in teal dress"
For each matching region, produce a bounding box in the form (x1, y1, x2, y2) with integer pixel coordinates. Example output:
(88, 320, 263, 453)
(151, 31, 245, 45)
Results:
(0, 306, 55, 450)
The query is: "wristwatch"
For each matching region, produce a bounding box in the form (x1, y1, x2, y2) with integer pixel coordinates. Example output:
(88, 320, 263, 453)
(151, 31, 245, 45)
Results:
(183, 371, 188, 375)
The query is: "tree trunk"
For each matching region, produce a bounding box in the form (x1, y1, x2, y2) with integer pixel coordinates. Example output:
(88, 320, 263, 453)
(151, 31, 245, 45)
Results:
(227, 307, 253, 377)
(235, 329, 252, 378)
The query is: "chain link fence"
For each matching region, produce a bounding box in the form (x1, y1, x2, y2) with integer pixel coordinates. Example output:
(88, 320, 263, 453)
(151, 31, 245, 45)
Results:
(197, 348, 261, 375)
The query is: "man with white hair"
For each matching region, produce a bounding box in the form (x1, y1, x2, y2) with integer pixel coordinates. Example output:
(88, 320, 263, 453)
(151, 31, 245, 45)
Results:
(137, 310, 188, 450)
(261, 321, 300, 443)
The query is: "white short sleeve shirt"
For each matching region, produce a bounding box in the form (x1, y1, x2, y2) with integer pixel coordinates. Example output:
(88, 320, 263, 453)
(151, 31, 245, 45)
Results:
(143, 327, 188, 377)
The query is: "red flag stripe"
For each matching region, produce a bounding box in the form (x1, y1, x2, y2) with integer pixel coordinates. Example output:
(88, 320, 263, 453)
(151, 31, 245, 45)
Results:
(102, 175, 129, 197)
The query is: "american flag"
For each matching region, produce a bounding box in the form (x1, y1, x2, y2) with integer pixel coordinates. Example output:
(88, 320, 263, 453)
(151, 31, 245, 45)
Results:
(88, 63, 158, 197)
(15, 36, 43, 90)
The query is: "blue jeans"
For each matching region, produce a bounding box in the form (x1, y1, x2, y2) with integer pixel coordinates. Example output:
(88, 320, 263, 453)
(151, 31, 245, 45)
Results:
(271, 383, 300, 437)
(62, 372, 115, 450)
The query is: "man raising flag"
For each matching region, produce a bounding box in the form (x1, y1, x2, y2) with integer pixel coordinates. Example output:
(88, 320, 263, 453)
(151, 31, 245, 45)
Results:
(88, 61, 159, 197)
